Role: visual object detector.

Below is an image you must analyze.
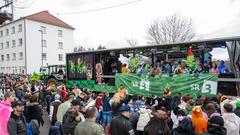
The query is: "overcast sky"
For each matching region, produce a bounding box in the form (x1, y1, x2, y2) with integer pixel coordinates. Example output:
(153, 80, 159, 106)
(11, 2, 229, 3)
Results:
(11, 0, 240, 59)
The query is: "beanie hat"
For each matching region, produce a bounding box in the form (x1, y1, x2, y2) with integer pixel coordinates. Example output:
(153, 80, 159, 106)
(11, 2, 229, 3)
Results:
(236, 101, 240, 108)
(209, 115, 224, 126)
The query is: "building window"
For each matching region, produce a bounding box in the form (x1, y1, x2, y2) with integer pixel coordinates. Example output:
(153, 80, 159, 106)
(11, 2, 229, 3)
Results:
(18, 24, 22, 32)
(42, 40, 46, 47)
(6, 54, 10, 61)
(12, 40, 16, 48)
(58, 54, 63, 61)
(0, 31, 3, 37)
(41, 26, 46, 34)
(11, 26, 15, 34)
(0, 43, 3, 50)
(19, 38, 23, 46)
(6, 29, 9, 36)
(1, 55, 4, 61)
(6, 42, 9, 49)
(12, 53, 16, 61)
(58, 42, 63, 49)
(19, 52, 23, 60)
(42, 53, 47, 60)
(58, 30, 62, 37)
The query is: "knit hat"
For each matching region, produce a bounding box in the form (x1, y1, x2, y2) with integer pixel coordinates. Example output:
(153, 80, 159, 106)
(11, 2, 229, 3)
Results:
(11, 100, 24, 108)
(208, 116, 224, 126)
(236, 101, 240, 108)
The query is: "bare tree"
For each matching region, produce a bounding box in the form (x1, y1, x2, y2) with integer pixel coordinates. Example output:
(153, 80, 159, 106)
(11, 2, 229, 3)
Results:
(97, 45, 106, 50)
(125, 38, 138, 47)
(146, 14, 195, 44)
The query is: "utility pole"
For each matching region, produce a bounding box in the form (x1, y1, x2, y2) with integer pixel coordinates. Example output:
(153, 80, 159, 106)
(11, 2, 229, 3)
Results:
(11, 0, 14, 20)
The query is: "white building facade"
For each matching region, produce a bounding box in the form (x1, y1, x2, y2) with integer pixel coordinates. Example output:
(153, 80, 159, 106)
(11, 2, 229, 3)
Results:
(0, 11, 74, 74)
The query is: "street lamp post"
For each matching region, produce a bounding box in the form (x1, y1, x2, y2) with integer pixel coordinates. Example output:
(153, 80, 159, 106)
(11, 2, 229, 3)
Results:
(38, 30, 43, 71)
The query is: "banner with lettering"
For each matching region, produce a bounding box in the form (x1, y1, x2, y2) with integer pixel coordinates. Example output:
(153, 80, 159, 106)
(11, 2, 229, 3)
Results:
(115, 74, 218, 97)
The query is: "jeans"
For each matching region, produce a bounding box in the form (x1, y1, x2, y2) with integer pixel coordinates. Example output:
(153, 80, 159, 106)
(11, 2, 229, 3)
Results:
(102, 111, 112, 126)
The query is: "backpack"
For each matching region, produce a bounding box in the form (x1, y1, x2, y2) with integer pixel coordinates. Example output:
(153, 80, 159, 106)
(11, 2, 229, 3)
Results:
(27, 120, 40, 135)
(49, 122, 61, 135)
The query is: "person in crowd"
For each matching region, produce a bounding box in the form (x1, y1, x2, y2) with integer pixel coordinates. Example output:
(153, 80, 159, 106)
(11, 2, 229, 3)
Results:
(7, 100, 27, 135)
(0, 92, 16, 135)
(56, 93, 74, 124)
(150, 95, 159, 110)
(234, 100, 240, 118)
(143, 110, 171, 135)
(195, 95, 202, 106)
(102, 92, 112, 134)
(118, 84, 128, 99)
(62, 99, 86, 127)
(95, 93, 103, 123)
(205, 103, 217, 118)
(202, 62, 210, 73)
(172, 116, 196, 135)
(222, 103, 240, 135)
(191, 106, 207, 134)
(61, 87, 67, 102)
(163, 61, 172, 74)
(217, 60, 229, 74)
(74, 106, 104, 135)
(194, 64, 203, 75)
(49, 94, 62, 125)
(45, 90, 52, 115)
(210, 61, 218, 74)
(110, 93, 122, 117)
(179, 96, 190, 110)
(62, 110, 81, 135)
(111, 104, 135, 135)
(201, 115, 227, 135)
(27, 95, 44, 127)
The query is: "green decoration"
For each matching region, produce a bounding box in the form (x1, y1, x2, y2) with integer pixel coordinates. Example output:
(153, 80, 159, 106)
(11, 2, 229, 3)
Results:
(76, 58, 87, 73)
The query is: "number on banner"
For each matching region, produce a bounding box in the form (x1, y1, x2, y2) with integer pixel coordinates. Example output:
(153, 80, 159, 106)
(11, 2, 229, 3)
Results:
(202, 80, 217, 95)
(140, 80, 150, 91)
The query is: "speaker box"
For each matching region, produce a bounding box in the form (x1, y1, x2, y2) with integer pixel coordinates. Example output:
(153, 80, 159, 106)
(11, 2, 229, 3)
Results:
(218, 73, 238, 96)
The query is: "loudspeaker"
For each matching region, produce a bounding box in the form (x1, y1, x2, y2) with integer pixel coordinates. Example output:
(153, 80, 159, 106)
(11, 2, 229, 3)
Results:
(218, 73, 238, 96)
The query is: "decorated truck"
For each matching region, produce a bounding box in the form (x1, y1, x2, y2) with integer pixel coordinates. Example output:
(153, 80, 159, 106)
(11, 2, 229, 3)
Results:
(66, 37, 240, 97)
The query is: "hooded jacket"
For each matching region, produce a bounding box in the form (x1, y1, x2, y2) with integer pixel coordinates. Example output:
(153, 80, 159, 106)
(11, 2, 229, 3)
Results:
(0, 100, 13, 135)
(191, 106, 207, 134)
(222, 113, 240, 135)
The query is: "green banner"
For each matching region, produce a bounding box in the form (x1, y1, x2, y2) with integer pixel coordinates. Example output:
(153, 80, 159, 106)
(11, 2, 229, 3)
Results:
(66, 80, 95, 89)
(115, 74, 218, 98)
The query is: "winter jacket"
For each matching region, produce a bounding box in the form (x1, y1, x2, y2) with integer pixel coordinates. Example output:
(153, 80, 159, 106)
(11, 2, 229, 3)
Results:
(7, 112, 27, 135)
(27, 102, 44, 126)
(111, 114, 135, 135)
(136, 108, 151, 131)
(74, 119, 104, 135)
(200, 126, 227, 135)
(62, 121, 78, 135)
(102, 96, 111, 112)
(0, 100, 13, 135)
(222, 113, 240, 135)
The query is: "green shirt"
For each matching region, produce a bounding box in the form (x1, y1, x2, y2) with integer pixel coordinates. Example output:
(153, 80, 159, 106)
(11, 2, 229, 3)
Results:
(74, 119, 104, 135)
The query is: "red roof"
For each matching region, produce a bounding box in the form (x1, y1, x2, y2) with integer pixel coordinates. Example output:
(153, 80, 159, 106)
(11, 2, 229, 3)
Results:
(23, 10, 75, 30)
